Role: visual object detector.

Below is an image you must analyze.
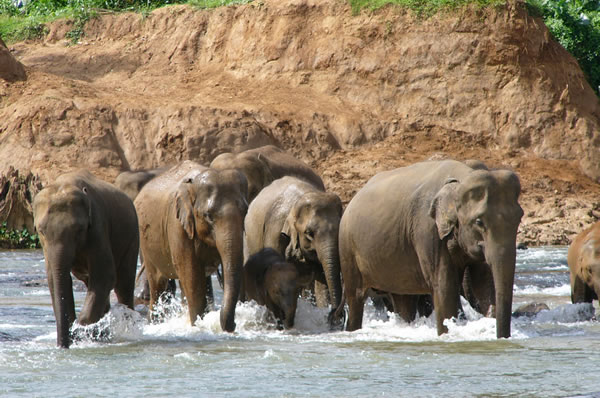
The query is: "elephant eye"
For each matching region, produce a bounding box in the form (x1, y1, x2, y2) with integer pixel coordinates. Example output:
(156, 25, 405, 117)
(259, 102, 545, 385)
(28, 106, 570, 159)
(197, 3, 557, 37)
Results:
(204, 211, 214, 224)
(304, 228, 314, 241)
(475, 218, 485, 228)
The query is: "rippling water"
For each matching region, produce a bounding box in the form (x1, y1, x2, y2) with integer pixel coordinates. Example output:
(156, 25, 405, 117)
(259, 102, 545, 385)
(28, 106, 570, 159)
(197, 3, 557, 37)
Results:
(1, 248, 599, 397)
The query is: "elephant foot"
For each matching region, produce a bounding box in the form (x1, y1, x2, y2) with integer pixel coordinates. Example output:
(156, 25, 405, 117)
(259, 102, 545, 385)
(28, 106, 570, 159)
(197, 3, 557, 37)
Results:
(328, 307, 346, 331)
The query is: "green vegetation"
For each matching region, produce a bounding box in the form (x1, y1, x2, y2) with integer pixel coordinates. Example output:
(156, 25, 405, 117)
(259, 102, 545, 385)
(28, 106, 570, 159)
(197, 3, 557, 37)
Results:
(348, 0, 504, 16)
(526, 0, 600, 95)
(0, 0, 251, 43)
(0, 222, 40, 249)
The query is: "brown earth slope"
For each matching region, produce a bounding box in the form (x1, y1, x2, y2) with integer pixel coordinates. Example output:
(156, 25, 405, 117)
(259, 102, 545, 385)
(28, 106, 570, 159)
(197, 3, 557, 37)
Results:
(1, 0, 600, 246)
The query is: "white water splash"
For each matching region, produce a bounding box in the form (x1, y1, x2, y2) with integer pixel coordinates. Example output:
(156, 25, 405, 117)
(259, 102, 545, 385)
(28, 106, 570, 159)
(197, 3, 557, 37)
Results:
(532, 302, 595, 323)
(56, 289, 599, 348)
(514, 283, 571, 296)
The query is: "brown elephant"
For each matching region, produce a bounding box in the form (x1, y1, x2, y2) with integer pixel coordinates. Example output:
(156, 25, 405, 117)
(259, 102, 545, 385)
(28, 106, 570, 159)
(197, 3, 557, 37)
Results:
(114, 167, 173, 303)
(245, 176, 343, 327)
(134, 161, 248, 332)
(210, 145, 325, 203)
(339, 160, 523, 338)
(244, 248, 312, 329)
(568, 221, 600, 304)
(33, 170, 139, 348)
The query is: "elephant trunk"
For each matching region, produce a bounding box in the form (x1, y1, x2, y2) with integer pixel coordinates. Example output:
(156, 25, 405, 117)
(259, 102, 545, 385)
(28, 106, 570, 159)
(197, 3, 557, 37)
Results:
(46, 245, 76, 348)
(281, 296, 298, 329)
(215, 221, 243, 333)
(316, 238, 343, 327)
(486, 240, 517, 339)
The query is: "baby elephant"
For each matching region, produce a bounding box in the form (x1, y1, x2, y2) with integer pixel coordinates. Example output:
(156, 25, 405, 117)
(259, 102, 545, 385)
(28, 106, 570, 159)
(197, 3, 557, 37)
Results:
(568, 221, 600, 304)
(244, 248, 310, 329)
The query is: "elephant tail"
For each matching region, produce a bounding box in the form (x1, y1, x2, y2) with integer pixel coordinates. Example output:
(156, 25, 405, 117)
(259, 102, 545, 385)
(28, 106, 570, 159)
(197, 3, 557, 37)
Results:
(135, 262, 146, 284)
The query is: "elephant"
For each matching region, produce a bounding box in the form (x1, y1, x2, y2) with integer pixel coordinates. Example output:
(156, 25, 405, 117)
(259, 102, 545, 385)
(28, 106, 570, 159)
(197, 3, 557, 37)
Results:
(568, 221, 600, 304)
(33, 170, 139, 348)
(134, 161, 248, 332)
(339, 159, 523, 338)
(244, 248, 312, 329)
(114, 167, 169, 201)
(114, 167, 179, 305)
(244, 176, 343, 327)
(210, 145, 325, 203)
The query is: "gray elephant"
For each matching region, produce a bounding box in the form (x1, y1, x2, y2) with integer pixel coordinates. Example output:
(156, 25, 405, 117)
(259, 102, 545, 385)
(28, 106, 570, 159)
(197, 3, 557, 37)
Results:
(210, 145, 325, 203)
(134, 161, 248, 332)
(568, 221, 600, 304)
(114, 167, 169, 201)
(245, 176, 343, 327)
(244, 248, 312, 329)
(33, 170, 139, 348)
(339, 160, 523, 338)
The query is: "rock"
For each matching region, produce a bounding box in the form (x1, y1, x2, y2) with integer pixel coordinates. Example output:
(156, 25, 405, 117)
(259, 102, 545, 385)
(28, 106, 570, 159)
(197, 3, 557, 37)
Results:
(512, 302, 550, 318)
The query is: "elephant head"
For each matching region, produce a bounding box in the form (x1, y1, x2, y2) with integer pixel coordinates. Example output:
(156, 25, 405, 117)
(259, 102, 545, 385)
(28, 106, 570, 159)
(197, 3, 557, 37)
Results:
(263, 262, 311, 329)
(430, 169, 523, 338)
(210, 152, 274, 203)
(174, 168, 248, 332)
(281, 191, 343, 321)
(33, 184, 93, 348)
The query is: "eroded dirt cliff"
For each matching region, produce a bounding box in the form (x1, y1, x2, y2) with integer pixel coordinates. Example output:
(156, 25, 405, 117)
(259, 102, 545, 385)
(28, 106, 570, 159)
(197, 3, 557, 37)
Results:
(1, 0, 600, 245)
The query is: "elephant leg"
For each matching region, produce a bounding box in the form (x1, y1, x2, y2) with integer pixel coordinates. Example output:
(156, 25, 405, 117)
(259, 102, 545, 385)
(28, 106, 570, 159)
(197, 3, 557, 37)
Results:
(146, 264, 171, 322)
(341, 250, 365, 331)
(390, 294, 418, 323)
(370, 292, 393, 314)
(206, 275, 215, 310)
(167, 279, 178, 298)
(571, 275, 592, 303)
(416, 295, 433, 318)
(79, 251, 116, 325)
(463, 264, 495, 316)
(346, 288, 366, 331)
(432, 258, 461, 335)
(178, 264, 208, 326)
(79, 288, 112, 325)
(114, 240, 138, 310)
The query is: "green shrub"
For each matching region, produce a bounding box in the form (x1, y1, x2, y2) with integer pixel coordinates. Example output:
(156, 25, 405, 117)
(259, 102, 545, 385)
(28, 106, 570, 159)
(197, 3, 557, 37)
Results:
(0, 222, 40, 249)
(349, 0, 505, 17)
(527, 0, 600, 96)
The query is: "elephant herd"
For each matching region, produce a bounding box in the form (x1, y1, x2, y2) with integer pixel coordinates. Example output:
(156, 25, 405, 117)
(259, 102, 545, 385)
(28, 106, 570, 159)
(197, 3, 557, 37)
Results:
(33, 145, 534, 348)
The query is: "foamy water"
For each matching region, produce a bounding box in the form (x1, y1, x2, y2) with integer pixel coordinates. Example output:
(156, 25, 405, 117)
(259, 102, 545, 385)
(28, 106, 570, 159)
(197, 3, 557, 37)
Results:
(3, 247, 600, 397)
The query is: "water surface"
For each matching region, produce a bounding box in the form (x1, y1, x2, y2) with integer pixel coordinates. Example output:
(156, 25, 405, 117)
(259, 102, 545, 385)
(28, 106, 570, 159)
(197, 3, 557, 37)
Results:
(1, 247, 598, 397)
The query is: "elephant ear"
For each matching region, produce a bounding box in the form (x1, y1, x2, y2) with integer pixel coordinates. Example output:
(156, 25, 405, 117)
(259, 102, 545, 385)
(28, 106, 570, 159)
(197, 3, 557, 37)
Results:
(256, 153, 275, 187)
(281, 213, 300, 261)
(429, 178, 459, 240)
(175, 178, 195, 240)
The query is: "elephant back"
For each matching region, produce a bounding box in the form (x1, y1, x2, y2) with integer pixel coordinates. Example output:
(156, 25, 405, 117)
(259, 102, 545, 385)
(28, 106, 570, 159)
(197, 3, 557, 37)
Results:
(247, 145, 325, 191)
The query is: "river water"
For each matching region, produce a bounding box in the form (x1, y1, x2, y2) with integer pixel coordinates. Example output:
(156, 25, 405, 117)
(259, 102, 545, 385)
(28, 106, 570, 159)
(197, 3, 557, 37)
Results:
(1, 247, 599, 397)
